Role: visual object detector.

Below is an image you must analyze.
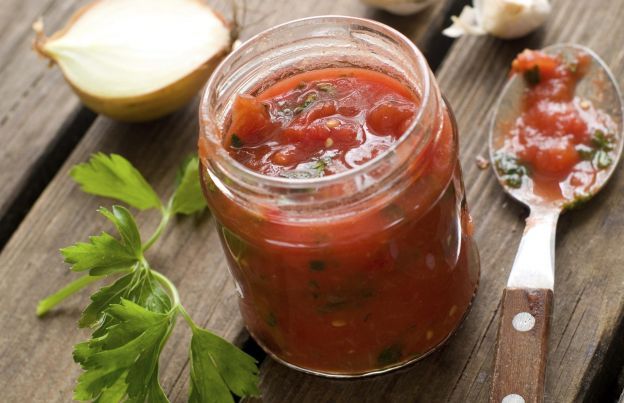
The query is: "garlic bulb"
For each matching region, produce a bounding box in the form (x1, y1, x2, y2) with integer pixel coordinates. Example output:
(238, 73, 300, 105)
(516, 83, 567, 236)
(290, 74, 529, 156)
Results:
(360, 0, 436, 15)
(443, 0, 551, 39)
(34, 0, 232, 122)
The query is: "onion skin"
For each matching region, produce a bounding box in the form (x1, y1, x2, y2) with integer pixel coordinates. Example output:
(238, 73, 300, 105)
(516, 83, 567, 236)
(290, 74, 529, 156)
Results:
(33, 0, 233, 122)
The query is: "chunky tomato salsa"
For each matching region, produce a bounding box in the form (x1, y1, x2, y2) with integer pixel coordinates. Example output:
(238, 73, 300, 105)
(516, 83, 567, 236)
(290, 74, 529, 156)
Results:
(224, 68, 418, 177)
(199, 67, 479, 374)
(493, 49, 618, 205)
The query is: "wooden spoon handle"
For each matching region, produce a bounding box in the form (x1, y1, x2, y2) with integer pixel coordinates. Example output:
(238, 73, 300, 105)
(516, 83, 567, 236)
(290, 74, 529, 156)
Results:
(490, 287, 553, 403)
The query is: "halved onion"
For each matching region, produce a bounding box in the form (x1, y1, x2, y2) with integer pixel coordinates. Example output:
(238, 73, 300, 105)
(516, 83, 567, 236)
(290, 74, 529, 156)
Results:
(34, 0, 233, 122)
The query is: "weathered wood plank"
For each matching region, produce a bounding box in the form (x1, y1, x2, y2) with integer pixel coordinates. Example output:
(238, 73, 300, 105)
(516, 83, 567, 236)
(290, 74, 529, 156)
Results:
(0, 0, 96, 245)
(0, 1, 457, 401)
(256, 1, 624, 402)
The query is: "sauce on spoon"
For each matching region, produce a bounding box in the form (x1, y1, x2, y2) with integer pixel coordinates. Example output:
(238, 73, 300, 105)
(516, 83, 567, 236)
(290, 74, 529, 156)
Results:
(492, 49, 618, 206)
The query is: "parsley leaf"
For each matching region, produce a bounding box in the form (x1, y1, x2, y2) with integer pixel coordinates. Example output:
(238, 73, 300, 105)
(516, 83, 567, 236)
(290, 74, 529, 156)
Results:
(189, 326, 260, 403)
(79, 270, 171, 328)
(60, 232, 137, 276)
(73, 299, 174, 402)
(98, 206, 142, 253)
(60, 206, 142, 276)
(79, 274, 134, 328)
(71, 153, 162, 210)
(40, 153, 261, 402)
(171, 156, 207, 215)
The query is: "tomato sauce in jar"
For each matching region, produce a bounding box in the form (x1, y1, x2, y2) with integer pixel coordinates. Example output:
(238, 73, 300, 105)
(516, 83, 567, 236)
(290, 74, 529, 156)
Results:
(493, 49, 619, 206)
(224, 68, 418, 177)
(198, 17, 479, 376)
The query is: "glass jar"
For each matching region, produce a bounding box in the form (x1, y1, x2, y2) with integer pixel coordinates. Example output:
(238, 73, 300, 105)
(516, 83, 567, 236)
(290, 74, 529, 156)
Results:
(198, 16, 479, 377)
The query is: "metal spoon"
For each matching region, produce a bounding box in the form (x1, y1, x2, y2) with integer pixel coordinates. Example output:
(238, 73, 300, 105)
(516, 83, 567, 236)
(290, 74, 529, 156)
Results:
(488, 44, 623, 403)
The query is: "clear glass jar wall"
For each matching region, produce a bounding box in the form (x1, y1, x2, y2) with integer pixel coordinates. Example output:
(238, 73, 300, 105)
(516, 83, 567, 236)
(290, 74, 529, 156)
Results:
(198, 16, 480, 377)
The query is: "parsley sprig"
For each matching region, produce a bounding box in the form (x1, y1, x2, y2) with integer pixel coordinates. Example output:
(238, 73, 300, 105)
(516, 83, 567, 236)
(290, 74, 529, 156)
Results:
(37, 153, 260, 402)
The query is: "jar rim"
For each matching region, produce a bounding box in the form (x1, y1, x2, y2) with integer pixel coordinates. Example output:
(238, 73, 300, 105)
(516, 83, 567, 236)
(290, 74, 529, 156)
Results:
(199, 15, 433, 189)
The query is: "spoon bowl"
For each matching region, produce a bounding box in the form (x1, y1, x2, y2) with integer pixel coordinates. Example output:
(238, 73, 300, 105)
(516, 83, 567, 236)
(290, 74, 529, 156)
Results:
(489, 43, 624, 210)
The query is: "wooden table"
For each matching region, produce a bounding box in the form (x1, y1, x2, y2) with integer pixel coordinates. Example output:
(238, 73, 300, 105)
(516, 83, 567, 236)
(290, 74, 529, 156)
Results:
(1, 0, 623, 401)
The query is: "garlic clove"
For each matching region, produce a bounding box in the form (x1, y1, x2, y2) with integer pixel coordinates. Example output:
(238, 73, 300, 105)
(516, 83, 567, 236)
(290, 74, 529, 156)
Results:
(443, 0, 551, 40)
(482, 0, 551, 39)
(442, 5, 486, 37)
(34, 0, 232, 122)
(360, 0, 436, 16)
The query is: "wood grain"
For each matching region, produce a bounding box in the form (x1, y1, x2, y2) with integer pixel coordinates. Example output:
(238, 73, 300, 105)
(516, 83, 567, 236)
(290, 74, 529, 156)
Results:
(490, 288, 553, 403)
(256, 1, 624, 402)
(0, 1, 456, 401)
(0, 0, 94, 243)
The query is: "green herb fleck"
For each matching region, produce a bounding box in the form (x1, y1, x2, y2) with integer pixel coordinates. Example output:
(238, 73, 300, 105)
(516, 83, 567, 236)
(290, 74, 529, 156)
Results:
(494, 153, 528, 188)
(311, 157, 330, 174)
(308, 280, 320, 299)
(577, 129, 617, 170)
(523, 65, 541, 86)
(318, 295, 349, 314)
(266, 312, 277, 327)
(377, 344, 403, 366)
(287, 92, 319, 115)
(594, 150, 613, 169)
(317, 83, 335, 94)
(279, 156, 332, 179)
(592, 129, 614, 151)
(309, 260, 326, 272)
(230, 134, 244, 148)
(563, 193, 593, 210)
(301, 93, 318, 109)
(576, 144, 594, 160)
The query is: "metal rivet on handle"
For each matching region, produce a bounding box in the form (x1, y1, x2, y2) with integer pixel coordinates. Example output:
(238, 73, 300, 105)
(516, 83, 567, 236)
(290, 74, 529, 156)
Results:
(502, 394, 525, 403)
(512, 312, 535, 332)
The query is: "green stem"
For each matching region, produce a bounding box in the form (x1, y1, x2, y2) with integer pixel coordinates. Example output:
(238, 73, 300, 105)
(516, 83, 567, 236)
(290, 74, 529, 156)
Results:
(142, 207, 171, 252)
(150, 269, 197, 329)
(37, 275, 104, 317)
(150, 270, 181, 307)
(178, 304, 197, 330)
